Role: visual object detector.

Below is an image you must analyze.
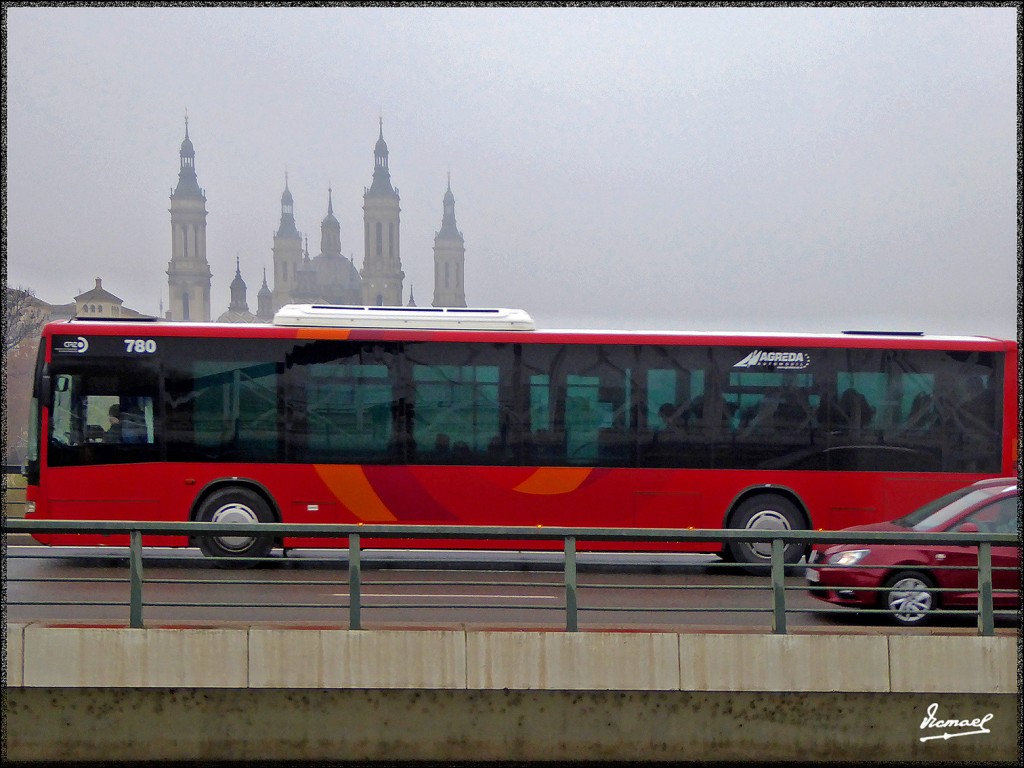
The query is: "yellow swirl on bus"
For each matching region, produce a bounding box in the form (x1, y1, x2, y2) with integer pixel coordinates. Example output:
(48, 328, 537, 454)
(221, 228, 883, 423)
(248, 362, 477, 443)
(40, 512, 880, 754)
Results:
(513, 467, 593, 496)
(315, 465, 398, 522)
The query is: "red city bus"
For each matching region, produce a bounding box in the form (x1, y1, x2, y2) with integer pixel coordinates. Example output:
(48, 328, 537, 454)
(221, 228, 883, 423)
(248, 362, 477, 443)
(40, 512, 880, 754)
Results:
(23, 305, 1019, 568)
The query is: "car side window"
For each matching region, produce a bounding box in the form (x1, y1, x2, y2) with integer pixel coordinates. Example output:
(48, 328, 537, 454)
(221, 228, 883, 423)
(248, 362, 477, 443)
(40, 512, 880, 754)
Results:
(961, 496, 1019, 535)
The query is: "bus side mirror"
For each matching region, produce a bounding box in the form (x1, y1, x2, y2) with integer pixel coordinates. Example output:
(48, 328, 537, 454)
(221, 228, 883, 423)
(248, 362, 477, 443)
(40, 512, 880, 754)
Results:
(39, 374, 52, 405)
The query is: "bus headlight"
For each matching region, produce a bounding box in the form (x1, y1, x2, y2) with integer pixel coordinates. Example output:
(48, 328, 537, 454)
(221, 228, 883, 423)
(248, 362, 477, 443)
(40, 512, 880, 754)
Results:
(25, 500, 36, 516)
(828, 549, 870, 567)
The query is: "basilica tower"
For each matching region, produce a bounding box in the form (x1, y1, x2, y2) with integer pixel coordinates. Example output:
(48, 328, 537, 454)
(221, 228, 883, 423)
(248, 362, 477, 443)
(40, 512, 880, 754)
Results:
(432, 175, 467, 307)
(271, 175, 303, 310)
(361, 120, 404, 306)
(166, 118, 212, 321)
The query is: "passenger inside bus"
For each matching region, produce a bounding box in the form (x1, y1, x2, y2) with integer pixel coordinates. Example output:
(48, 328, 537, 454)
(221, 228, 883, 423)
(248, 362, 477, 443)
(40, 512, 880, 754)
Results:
(685, 394, 735, 431)
(818, 388, 875, 431)
(119, 403, 149, 444)
(432, 432, 452, 459)
(103, 404, 121, 443)
(953, 375, 996, 431)
(739, 385, 812, 436)
(656, 402, 687, 436)
(907, 392, 939, 430)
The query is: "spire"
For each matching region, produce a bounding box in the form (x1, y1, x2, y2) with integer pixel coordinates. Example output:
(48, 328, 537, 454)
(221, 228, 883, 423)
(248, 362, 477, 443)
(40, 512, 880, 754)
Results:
(443, 170, 455, 205)
(277, 172, 298, 237)
(437, 173, 462, 240)
(374, 118, 388, 161)
(368, 119, 395, 196)
(257, 267, 273, 321)
(282, 171, 293, 204)
(174, 114, 202, 198)
(407, 285, 417, 307)
(229, 257, 248, 312)
(320, 187, 341, 256)
(179, 113, 194, 159)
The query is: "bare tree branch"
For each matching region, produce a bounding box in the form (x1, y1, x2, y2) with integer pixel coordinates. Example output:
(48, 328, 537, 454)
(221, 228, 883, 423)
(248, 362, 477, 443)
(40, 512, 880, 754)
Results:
(4, 285, 48, 355)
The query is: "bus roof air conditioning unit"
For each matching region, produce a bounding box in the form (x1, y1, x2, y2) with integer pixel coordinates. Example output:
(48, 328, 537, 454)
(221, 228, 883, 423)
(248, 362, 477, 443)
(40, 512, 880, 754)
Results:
(272, 304, 536, 331)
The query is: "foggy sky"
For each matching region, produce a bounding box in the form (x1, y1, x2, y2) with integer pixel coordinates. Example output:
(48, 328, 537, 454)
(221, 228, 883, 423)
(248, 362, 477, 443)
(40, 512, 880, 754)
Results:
(5, 6, 1019, 338)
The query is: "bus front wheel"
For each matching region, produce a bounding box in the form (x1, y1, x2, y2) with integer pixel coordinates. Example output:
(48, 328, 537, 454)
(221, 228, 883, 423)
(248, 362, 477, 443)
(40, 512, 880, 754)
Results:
(726, 493, 806, 574)
(195, 486, 275, 567)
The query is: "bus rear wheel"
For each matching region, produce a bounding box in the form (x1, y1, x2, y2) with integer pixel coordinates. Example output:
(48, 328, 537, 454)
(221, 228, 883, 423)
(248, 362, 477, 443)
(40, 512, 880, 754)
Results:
(195, 486, 275, 567)
(726, 493, 806, 575)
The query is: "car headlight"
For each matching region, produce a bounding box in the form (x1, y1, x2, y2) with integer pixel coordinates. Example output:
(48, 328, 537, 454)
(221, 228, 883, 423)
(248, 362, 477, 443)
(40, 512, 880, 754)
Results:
(828, 549, 870, 567)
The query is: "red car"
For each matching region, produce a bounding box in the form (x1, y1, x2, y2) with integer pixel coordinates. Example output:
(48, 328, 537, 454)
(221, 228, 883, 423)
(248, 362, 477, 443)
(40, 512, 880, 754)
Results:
(806, 478, 1019, 626)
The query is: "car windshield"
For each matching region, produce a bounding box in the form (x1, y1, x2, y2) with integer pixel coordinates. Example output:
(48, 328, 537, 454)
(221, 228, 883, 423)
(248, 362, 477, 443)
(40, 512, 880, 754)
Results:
(901, 487, 1012, 532)
(891, 485, 981, 528)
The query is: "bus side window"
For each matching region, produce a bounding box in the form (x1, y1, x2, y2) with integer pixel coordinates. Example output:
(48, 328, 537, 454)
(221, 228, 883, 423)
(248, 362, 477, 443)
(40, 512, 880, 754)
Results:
(49, 378, 117, 447)
(48, 366, 158, 466)
(51, 375, 80, 446)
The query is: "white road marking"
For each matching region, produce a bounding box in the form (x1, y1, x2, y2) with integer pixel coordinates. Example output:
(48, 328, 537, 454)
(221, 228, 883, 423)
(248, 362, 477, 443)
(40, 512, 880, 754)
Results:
(331, 593, 561, 600)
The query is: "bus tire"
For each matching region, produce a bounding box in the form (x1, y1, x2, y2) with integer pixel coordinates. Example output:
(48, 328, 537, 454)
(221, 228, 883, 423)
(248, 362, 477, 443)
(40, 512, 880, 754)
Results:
(195, 486, 275, 567)
(726, 493, 806, 575)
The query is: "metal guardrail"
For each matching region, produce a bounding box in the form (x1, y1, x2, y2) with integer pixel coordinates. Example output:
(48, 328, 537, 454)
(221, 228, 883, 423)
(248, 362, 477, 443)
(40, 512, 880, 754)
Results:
(4, 519, 1017, 635)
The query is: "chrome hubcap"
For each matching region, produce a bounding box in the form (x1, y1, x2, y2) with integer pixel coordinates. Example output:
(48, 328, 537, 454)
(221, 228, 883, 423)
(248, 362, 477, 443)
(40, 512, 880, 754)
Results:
(210, 502, 259, 551)
(745, 508, 793, 559)
(888, 577, 933, 622)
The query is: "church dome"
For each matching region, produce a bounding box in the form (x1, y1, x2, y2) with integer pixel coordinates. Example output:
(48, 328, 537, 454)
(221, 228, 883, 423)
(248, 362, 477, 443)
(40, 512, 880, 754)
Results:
(258, 273, 273, 299)
(313, 254, 362, 304)
(217, 308, 258, 324)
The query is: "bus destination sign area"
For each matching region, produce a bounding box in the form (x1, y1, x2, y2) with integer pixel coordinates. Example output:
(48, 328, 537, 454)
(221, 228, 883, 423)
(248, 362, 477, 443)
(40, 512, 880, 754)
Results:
(53, 336, 159, 357)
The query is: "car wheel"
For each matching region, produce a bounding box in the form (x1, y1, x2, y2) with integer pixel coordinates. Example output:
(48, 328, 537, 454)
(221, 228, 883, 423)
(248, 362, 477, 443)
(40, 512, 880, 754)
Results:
(727, 493, 807, 574)
(883, 570, 937, 626)
(195, 486, 275, 567)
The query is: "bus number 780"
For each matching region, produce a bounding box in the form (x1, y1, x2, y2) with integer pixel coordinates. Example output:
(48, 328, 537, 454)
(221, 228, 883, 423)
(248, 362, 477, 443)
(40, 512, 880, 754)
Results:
(124, 339, 157, 354)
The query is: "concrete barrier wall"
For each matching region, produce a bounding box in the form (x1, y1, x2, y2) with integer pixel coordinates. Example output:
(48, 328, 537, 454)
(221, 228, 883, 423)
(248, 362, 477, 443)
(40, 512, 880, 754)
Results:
(6, 625, 1019, 763)
(7, 688, 1019, 763)
(7, 623, 1018, 693)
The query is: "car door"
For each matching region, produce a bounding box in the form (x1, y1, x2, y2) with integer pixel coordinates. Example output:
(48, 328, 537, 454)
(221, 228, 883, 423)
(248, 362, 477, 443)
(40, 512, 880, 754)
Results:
(939, 495, 1019, 608)
(984, 495, 1020, 607)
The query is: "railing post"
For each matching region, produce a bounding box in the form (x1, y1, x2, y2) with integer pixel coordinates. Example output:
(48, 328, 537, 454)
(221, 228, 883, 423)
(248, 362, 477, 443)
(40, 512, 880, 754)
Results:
(349, 533, 362, 630)
(129, 529, 144, 629)
(977, 541, 993, 637)
(564, 536, 578, 632)
(771, 537, 787, 635)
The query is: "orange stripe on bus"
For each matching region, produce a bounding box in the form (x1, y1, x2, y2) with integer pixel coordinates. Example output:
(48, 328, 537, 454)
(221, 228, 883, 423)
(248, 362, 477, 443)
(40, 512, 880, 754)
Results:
(314, 465, 397, 522)
(513, 467, 593, 495)
(297, 328, 351, 340)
